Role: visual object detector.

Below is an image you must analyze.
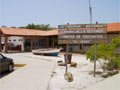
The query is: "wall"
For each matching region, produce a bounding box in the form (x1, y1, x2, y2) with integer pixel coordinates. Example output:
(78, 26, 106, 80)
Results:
(107, 33, 120, 43)
(1, 36, 24, 51)
(24, 36, 47, 50)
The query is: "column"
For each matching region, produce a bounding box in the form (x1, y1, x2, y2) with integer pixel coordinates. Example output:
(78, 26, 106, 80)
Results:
(31, 37, 33, 51)
(45, 37, 49, 48)
(5, 36, 8, 53)
(82, 44, 84, 54)
(52, 36, 55, 48)
(21, 37, 24, 52)
(0, 36, 1, 52)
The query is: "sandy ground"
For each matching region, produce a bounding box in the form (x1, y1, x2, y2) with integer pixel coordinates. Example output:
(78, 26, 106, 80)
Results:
(48, 53, 105, 90)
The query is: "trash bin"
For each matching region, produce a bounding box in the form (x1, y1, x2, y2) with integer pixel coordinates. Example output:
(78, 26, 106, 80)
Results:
(64, 54, 72, 64)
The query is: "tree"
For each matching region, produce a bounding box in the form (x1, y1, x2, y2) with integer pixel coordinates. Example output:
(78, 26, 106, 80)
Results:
(11, 26, 17, 28)
(112, 37, 120, 48)
(26, 23, 35, 29)
(86, 43, 115, 72)
(2, 25, 7, 27)
(22, 23, 56, 31)
(112, 37, 120, 55)
(86, 36, 120, 71)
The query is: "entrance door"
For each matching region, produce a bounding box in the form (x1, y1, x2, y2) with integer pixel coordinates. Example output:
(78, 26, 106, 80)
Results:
(24, 39, 31, 51)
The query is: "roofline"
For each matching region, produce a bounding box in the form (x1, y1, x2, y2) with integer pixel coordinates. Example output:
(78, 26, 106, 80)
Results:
(0, 27, 58, 36)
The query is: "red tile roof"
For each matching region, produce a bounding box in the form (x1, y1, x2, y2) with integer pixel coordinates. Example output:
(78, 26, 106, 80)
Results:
(46, 30, 58, 36)
(107, 23, 120, 32)
(0, 23, 120, 36)
(0, 27, 58, 36)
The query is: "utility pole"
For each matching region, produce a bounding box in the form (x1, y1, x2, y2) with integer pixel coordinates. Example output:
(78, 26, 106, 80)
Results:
(89, 0, 97, 77)
(65, 23, 69, 73)
(65, 44, 69, 73)
(94, 38, 97, 77)
(89, 0, 92, 24)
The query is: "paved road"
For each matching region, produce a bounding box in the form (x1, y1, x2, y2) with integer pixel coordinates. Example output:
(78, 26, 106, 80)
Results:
(0, 53, 56, 90)
(0, 67, 19, 78)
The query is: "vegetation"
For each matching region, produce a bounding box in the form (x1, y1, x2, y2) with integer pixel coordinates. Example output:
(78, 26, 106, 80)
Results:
(107, 55, 120, 69)
(19, 23, 57, 31)
(2, 23, 57, 31)
(86, 44, 115, 62)
(86, 36, 120, 71)
(2, 25, 7, 27)
(113, 56, 120, 69)
(112, 36, 120, 49)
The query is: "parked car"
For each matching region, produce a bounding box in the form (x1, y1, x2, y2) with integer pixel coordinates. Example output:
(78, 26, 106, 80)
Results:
(0, 53, 14, 73)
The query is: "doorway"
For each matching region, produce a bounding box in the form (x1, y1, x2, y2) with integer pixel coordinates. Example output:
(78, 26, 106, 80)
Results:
(24, 39, 31, 51)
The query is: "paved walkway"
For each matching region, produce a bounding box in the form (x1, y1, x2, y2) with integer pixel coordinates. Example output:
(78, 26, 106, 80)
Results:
(83, 73, 120, 90)
(0, 53, 56, 90)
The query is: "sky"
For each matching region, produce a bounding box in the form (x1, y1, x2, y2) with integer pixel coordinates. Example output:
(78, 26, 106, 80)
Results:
(0, 0, 119, 28)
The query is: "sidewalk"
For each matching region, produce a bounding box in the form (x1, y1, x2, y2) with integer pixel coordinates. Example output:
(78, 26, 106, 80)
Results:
(0, 53, 56, 90)
(83, 73, 120, 90)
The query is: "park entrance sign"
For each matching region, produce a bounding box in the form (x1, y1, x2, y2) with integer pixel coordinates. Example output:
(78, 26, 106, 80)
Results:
(58, 24, 107, 44)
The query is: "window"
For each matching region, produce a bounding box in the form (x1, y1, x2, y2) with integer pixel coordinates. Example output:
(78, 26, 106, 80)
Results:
(79, 44, 82, 50)
(13, 39, 16, 42)
(39, 40, 44, 46)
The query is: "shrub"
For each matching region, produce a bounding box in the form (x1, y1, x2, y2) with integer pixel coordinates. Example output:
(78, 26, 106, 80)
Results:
(113, 55, 120, 69)
(107, 55, 120, 69)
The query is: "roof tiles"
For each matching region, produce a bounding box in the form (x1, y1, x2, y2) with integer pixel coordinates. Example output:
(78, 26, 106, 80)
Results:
(0, 27, 58, 36)
(0, 22, 120, 36)
(107, 23, 120, 32)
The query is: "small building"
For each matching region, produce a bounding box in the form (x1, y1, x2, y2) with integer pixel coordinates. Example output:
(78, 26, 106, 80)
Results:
(0, 27, 58, 53)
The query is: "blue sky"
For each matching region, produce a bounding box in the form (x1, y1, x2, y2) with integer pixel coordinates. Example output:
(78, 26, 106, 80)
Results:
(0, 0, 119, 27)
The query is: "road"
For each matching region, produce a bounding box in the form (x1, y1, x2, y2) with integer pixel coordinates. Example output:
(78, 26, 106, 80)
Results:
(0, 53, 56, 90)
(0, 67, 19, 78)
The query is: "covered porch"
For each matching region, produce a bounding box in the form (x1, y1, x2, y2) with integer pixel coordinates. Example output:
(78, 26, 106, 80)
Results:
(0, 27, 58, 53)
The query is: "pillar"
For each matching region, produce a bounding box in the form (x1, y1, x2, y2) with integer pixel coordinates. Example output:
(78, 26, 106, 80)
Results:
(21, 37, 24, 52)
(5, 36, 8, 53)
(52, 36, 55, 48)
(31, 37, 33, 51)
(45, 37, 49, 48)
(0, 36, 1, 52)
(82, 44, 84, 54)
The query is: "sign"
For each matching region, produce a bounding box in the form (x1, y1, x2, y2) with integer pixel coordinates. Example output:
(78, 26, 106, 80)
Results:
(59, 29, 106, 34)
(59, 34, 107, 39)
(58, 24, 107, 44)
(58, 40, 106, 44)
(58, 24, 106, 29)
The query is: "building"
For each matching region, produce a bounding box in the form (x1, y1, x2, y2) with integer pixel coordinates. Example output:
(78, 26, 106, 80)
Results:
(58, 23, 107, 53)
(0, 22, 120, 53)
(58, 22, 120, 53)
(107, 23, 120, 54)
(0, 27, 58, 53)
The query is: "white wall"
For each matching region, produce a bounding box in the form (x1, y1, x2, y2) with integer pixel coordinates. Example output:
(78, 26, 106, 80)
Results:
(1, 36, 24, 51)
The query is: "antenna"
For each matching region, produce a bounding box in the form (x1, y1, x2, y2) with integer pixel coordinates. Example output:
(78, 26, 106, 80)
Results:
(89, 0, 92, 24)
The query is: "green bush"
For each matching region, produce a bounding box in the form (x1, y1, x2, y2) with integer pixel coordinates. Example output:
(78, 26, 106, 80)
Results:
(113, 55, 120, 69)
(107, 55, 120, 69)
(86, 45, 95, 62)
(86, 44, 114, 62)
(86, 36, 120, 70)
